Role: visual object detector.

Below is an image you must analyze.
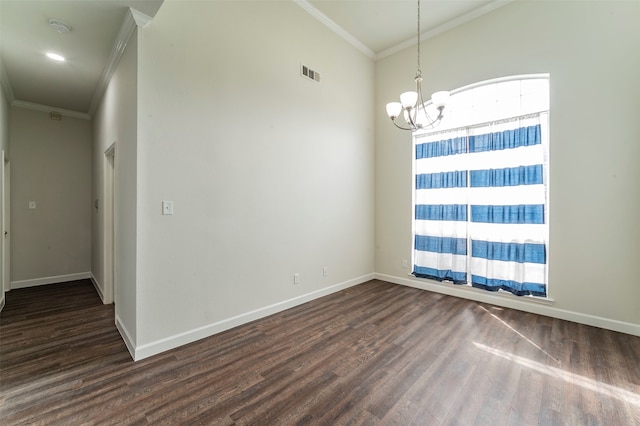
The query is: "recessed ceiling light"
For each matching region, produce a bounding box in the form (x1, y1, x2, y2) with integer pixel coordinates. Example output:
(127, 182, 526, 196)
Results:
(46, 52, 66, 62)
(48, 19, 71, 33)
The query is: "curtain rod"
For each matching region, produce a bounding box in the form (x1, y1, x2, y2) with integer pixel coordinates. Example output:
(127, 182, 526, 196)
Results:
(415, 110, 549, 139)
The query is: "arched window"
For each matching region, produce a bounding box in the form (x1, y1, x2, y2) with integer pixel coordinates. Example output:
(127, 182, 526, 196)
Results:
(412, 75, 549, 297)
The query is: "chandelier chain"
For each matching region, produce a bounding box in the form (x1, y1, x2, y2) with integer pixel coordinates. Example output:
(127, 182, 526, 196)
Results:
(417, 0, 421, 77)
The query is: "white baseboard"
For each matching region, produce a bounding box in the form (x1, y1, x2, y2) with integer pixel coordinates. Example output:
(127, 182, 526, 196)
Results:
(0, 293, 4, 312)
(132, 273, 375, 361)
(90, 273, 106, 303)
(116, 315, 136, 361)
(11, 272, 92, 289)
(376, 273, 640, 338)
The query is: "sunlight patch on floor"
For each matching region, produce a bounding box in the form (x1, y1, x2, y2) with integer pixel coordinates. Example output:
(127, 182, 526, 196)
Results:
(473, 341, 640, 408)
(479, 305, 559, 363)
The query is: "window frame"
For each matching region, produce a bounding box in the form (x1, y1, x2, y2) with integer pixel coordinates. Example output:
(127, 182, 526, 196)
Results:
(411, 74, 550, 299)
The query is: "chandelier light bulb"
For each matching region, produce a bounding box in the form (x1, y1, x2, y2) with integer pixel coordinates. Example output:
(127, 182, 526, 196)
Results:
(431, 91, 450, 109)
(386, 102, 403, 119)
(400, 91, 418, 109)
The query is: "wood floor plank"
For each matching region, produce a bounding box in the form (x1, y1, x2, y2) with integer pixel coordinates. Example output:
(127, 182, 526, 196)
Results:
(506, 368, 544, 425)
(2, 279, 640, 425)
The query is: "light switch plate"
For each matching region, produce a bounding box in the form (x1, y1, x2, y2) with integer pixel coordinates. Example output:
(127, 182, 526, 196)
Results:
(162, 200, 174, 215)
(29, 201, 36, 209)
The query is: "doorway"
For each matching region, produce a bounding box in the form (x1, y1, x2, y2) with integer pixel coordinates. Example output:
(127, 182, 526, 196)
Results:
(104, 143, 115, 305)
(1, 151, 8, 294)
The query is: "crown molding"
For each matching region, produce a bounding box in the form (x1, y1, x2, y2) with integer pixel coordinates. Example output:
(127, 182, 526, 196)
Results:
(295, 0, 512, 62)
(12, 100, 91, 120)
(88, 7, 153, 117)
(130, 7, 153, 28)
(376, 0, 513, 60)
(294, 0, 376, 60)
(0, 61, 16, 105)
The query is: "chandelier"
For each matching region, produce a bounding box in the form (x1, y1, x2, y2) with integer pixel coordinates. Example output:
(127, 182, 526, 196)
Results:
(385, 0, 450, 131)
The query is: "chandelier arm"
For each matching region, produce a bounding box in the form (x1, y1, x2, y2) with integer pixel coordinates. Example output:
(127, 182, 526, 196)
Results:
(421, 105, 439, 126)
(417, 80, 443, 128)
(406, 107, 418, 129)
(391, 118, 415, 131)
(432, 107, 444, 122)
(421, 108, 444, 127)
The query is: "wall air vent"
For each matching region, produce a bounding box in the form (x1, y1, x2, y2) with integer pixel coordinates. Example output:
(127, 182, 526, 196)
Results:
(301, 64, 320, 83)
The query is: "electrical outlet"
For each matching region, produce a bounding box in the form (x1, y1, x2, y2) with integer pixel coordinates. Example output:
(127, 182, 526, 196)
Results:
(28, 201, 36, 209)
(322, 266, 328, 277)
(293, 273, 300, 285)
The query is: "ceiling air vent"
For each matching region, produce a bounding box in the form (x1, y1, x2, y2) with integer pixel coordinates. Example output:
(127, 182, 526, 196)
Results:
(301, 64, 320, 83)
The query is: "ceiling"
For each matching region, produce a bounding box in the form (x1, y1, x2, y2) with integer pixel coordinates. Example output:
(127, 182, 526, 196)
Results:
(0, 0, 164, 115)
(0, 0, 510, 116)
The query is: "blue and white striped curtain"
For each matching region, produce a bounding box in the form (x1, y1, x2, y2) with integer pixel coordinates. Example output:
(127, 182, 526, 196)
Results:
(413, 128, 469, 284)
(413, 113, 548, 297)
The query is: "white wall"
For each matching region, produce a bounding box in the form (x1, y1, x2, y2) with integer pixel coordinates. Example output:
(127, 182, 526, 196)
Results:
(135, 0, 374, 354)
(376, 1, 640, 331)
(9, 107, 92, 286)
(92, 31, 139, 346)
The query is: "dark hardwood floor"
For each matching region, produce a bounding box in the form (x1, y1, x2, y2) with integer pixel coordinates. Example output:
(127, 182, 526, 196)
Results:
(1, 279, 639, 425)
